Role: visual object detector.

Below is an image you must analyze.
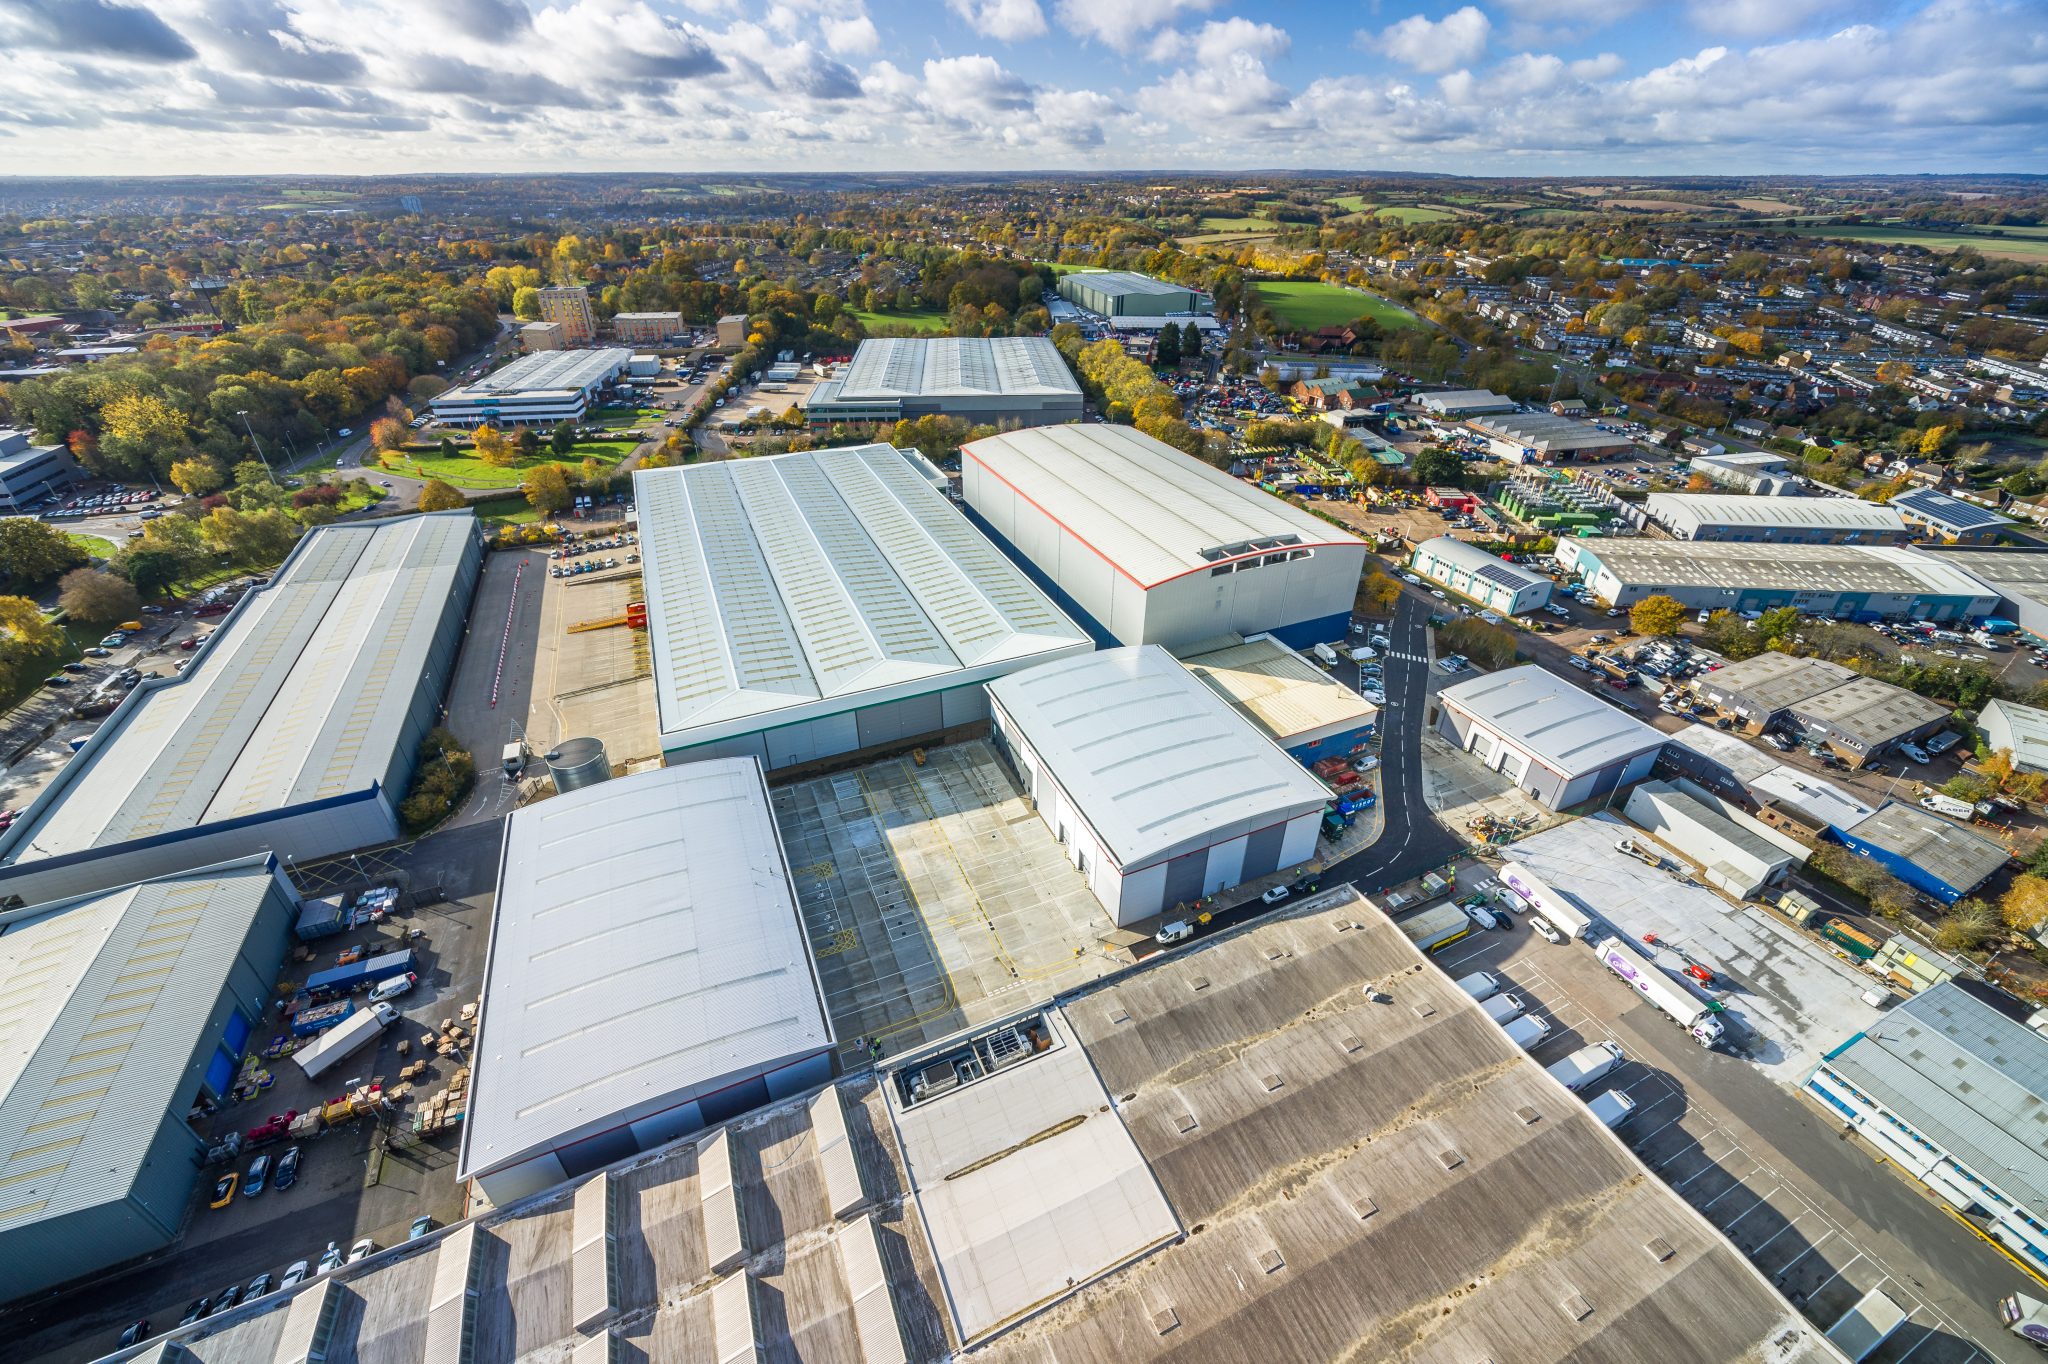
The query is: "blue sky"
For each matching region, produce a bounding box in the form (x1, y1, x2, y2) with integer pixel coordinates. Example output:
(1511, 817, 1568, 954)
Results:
(0, 0, 2042, 175)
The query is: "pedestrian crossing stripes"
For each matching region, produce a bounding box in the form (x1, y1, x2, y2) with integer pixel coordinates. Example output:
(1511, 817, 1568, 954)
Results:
(1384, 651, 1426, 664)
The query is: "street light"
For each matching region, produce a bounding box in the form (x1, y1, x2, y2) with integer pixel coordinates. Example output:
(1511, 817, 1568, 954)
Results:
(236, 409, 277, 484)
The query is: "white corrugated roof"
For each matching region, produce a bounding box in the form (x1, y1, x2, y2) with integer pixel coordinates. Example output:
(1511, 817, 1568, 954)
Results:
(440, 347, 629, 398)
(3, 513, 476, 864)
(1647, 493, 1907, 533)
(1439, 664, 1666, 779)
(964, 424, 1363, 586)
(835, 337, 1079, 400)
(634, 445, 1086, 743)
(985, 646, 1331, 870)
(1061, 270, 1193, 299)
(0, 860, 284, 1236)
(459, 760, 830, 1183)
(1573, 541, 2001, 600)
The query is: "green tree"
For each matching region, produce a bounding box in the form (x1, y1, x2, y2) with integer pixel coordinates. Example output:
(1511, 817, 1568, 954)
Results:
(0, 517, 86, 588)
(1179, 321, 1203, 362)
(512, 286, 541, 321)
(522, 462, 572, 513)
(1629, 594, 1688, 637)
(1411, 446, 1464, 486)
(1155, 325, 1180, 367)
(57, 567, 141, 625)
(0, 595, 65, 700)
(119, 547, 186, 598)
(551, 420, 577, 458)
(168, 456, 227, 497)
(417, 479, 467, 512)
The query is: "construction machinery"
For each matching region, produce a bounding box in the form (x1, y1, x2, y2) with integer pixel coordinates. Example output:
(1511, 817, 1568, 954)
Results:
(568, 601, 647, 634)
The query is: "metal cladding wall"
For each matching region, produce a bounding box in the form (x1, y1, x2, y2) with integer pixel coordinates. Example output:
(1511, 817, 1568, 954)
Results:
(1434, 703, 1660, 811)
(1828, 827, 1967, 904)
(662, 676, 1033, 772)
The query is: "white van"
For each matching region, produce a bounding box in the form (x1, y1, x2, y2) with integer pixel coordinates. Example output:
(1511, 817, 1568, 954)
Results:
(1481, 992, 1528, 1025)
(1502, 1014, 1551, 1050)
(1494, 887, 1529, 915)
(1587, 1090, 1637, 1129)
(1464, 902, 1500, 932)
(1455, 970, 1501, 1002)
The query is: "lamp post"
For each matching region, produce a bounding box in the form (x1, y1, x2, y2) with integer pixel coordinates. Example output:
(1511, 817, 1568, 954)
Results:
(236, 409, 277, 484)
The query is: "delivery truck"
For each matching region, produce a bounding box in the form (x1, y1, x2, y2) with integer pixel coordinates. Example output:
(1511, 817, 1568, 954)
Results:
(1545, 1041, 1626, 1092)
(294, 1003, 400, 1083)
(302, 949, 416, 1002)
(290, 998, 354, 1038)
(1919, 792, 1975, 821)
(1395, 902, 1475, 955)
(1593, 936, 1726, 1048)
(1313, 642, 1341, 667)
(1499, 861, 1593, 941)
(1825, 1289, 1908, 1362)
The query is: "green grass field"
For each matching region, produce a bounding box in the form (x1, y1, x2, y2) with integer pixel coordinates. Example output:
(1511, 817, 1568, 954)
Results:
(383, 440, 636, 490)
(590, 405, 662, 430)
(1373, 205, 1458, 224)
(1788, 225, 2048, 264)
(852, 307, 948, 333)
(66, 533, 117, 560)
(1033, 261, 1093, 275)
(1199, 216, 1276, 232)
(1326, 195, 1373, 213)
(1255, 281, 1424, 331)
(472, 494, 542, 526)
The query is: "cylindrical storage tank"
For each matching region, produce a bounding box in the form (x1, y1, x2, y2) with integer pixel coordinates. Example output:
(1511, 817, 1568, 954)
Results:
(546, 737, 610, 792)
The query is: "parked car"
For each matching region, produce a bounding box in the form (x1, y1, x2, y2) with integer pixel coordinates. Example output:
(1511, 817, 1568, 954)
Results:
(279, 1260, 311, 1290)
(409, 1215, 436, 1240)
(208, 1284, 242, 1316)
(348, 1238, 378, 1263)
(1260, 884, 1291, 906)
(179, 1299, 211, 1327)
(246, 1272, 275, 1300)
(318, 1243, 345, 1274)
(1530, 915, 1567, 945)
(274, 1145, 301, 1191)
(117, 1321, 151, 1347)
(210, 1173, 238, 1207)
(84, 646, 112, 658)
(244, 1153, 269, 1197)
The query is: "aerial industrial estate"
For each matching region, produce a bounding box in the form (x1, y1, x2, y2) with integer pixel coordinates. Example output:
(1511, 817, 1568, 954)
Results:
(3, 151, 2048, 1364)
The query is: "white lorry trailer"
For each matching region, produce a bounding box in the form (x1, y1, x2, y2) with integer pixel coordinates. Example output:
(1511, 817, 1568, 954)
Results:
(1499, 861, 1593, 940)
(295, 1002, 400, 1082)
(1593, 935, 1727, 1048)
(1825, 1290, 1908, 1362)
(1545, 1041, 1626, 1092)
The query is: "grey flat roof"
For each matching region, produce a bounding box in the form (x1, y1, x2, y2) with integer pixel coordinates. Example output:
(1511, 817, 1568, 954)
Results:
(1824, 984, 2048, 1210)
(1439, 664, 1667, 778)
(1697, 652, 1856, 713)
(1750, 766, 1874, 830)
(1891, 487, 2009, 533)
(460, 759, 831, 1183)
(438, 347, 629, 399)
(834, 337, 1079, 401)
(0, 859, 284, 1239)
(964, 424, 1362, 585)
(1577, 541, 2000, 602)
(1060, 270, 1196, 299)
(633, 444, 1086, 744)
(1662, 725, 1779, 786)
(984, 646, 1331, 871)
(971, 888, 1839, 1364)
(1469, 412, 1635, 450)
(1647, 492, 1907, 533)
(1794, 675, 1948, 744)
(1843, 801, 2008, 893)
(2, 513, 476, 865)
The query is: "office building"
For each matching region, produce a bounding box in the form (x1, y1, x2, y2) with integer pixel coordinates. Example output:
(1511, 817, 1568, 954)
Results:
(519, 320, 564, 353)
(803, 337, 1083, 429)
(1417, 389, 1515, 418)
(1434, 665, 1666, 810)
(1055, 270, 1209, 317)
(634, 444, 1089, 772)
(0, 428, 78, 510)
(716, 313, 749, 348)
(1409, 537, 1552, 615)
(1644, 493, 1908, 545)
(611, 311, 683, 344)
(963, 424, 1367, 650)
(535, 285, 595, 344)
(985, 646, 1330, 926)
(1690, 653, 1949, 766)
(460, 760, 832, 1204)
(1807, 984, 2048, 1274)
(1690, 450, 1797, 494)
(0, 857, 297, 1301)
(0, 514, 482, 907)
(429, 348, 631, 428)
(1554, 539, 2000, 619)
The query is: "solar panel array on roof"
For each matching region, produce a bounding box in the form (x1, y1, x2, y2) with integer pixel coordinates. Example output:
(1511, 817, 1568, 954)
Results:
(635, 446, 1087, 742)
(1891, 488, 2008, 533)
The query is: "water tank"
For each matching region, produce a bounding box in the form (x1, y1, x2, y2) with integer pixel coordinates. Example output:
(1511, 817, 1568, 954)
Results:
(545, 737, 610, 793)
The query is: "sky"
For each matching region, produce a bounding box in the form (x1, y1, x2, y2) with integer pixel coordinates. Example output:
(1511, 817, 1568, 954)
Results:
(0, 0, 2043, 177)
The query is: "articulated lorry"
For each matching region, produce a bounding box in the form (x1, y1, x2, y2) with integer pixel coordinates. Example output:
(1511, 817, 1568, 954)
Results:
(302, 948, 416, 1002)
(1498, 861, 1593, 941)
(295, 1002, 400, 1083)
(1593, 935, 1727, 1048)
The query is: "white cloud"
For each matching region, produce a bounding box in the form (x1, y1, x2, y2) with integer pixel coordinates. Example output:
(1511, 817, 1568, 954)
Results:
(1687, 0, 1846, 38)
(1054, 0, 1219, 51)
(946, 0, 1047, 42)
(822, 14, 879, 53)
(1377, 6, 1492, 74)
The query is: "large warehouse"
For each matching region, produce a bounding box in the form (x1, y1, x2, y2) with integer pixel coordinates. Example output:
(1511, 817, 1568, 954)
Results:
(1409, 537, 1552, 615)
(1806, 983, 2048, 1275)
(1644, 493, 1908, 545)
(460, 759, 833, 1205)
(634, 445, 1090, 773)
(1554, 538, 2000, 619)
(962, 424, 1368, 650)
(1916, 546, 2048, 641)
(428, 347, 632, 427)
(1623, 780, 1798, 899)
(1434, 665, 1666, 809)
(986, 647, 1330, 926)
(0, 856, 297, 1301)
(802, 337, 1082, 428)
(1179, 633, 1378, 765)
(0, 513, 482, 907)
(1465, 412, 1635, 463)
(1055, 270, 1210, 317)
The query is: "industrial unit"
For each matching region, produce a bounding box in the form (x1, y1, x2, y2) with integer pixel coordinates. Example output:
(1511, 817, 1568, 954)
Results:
(634, 445, 1089, 772)
(1806, 984, 2048, 1275)
(802, 337, 1082, 428)
(428, 347, 631, 427)
(0, 857, 297, 1302)
(1690, 450, 1798, 495)
(1417, 389, 1514, 417)
(0, 513, 482, 907)
(1178, 633, 1378, 765)
(985, 647, 1330, 926)
(1554, 539, 2000, 619)
(1689, 653, 1949, 765)
(1433, 665, 1666, 809)
(1890, 488, 2012, 544)
(962, 424, 1368, 650)
(1054, 270, 1210, 317)
(460, 759, 833, 1205)
(1466, 411, 1636, 463)
(1408, 537, 1552, 615)
(1915, 547, 2048, 641)
(1979, 698, 2048, 773)
(1643, 493, 1908, 544)
(1622, 780, 1799, 899)
(1832, 801, 2009, 904)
